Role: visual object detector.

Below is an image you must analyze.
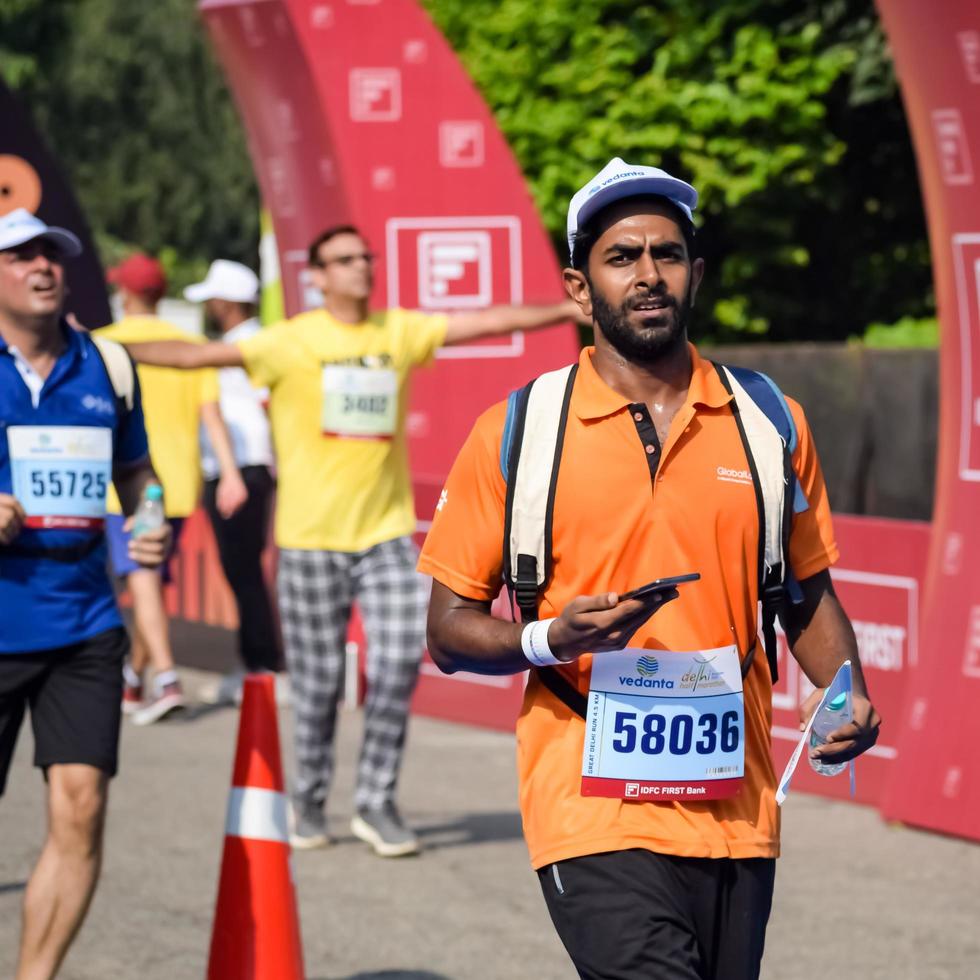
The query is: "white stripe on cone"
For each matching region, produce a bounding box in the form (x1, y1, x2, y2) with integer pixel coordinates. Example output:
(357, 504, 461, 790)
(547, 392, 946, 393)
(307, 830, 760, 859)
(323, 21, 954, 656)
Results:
(225, 786, 289, 843)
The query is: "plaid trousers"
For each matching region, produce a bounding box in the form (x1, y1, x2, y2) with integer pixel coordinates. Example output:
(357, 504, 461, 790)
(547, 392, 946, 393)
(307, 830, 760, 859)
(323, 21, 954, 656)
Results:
(277, 536, 429, 812)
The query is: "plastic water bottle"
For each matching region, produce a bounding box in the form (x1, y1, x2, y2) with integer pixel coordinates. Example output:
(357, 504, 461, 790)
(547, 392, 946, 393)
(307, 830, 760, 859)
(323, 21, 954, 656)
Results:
(131, 483, 165, 537)
(808, 690, 851, 776)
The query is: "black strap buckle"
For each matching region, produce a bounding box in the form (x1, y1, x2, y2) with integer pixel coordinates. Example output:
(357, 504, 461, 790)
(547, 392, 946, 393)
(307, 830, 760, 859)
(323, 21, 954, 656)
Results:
(514, 553, 539, 623)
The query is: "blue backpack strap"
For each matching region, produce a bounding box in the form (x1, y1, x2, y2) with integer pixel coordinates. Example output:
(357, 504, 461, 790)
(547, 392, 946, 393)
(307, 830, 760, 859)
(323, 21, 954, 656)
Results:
(500, 386, 523, 482)
(723, 365, 808, 517)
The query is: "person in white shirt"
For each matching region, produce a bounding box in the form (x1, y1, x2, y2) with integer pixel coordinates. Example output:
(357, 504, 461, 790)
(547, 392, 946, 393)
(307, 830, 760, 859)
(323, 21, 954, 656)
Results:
(185, 260, 280, 703)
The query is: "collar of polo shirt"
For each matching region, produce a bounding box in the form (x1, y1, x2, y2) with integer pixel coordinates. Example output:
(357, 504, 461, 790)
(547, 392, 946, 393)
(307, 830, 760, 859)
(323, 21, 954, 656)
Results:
(573, 344, 734, 421)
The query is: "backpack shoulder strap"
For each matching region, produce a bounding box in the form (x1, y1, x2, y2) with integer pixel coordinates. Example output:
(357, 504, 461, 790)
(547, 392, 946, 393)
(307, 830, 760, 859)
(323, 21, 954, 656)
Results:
(713, 362, 807, 683)
(90, 334, 136, 414)
(721, 364, 808, 515)
(501, 363, 578, 624)
(500, 363, 589, 718)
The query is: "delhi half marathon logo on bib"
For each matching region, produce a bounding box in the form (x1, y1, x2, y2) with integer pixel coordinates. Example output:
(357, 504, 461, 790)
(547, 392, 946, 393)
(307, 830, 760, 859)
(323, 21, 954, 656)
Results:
(636, 656, 660, 677)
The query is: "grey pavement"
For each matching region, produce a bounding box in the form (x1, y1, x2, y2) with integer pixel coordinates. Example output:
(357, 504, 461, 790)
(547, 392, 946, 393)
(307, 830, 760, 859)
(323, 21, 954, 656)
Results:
(1, 664, 978, 979)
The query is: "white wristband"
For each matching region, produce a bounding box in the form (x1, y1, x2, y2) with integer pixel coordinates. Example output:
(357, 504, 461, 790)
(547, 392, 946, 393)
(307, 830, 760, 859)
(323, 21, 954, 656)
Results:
(521, 618, 562, 667)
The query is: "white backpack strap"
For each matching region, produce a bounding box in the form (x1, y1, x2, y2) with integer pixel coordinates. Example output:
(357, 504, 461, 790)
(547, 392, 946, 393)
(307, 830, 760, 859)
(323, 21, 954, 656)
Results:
(503, 363, 578, 622)
(721, 365, 787, 578)
(716, 363, 793, 683)
(91, 334, 136, 413)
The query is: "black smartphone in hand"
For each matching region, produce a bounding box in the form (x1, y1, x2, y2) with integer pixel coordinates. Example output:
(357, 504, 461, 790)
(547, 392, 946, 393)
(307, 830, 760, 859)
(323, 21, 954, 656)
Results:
(619, 572, 701, 602)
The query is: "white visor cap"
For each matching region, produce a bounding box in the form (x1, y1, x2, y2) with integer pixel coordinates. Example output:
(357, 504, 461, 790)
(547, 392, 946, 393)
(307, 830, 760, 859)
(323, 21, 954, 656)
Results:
(566, 158, 698, 261)
(0, 208, 82, 258)
(184, 259, 260, 304)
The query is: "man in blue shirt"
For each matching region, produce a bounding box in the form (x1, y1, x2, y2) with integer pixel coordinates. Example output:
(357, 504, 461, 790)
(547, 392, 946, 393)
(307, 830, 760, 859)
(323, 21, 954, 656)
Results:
(0, 209, 170, 979)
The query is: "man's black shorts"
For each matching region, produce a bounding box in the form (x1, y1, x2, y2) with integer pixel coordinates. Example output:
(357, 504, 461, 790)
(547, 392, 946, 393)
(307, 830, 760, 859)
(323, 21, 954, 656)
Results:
(538, 847, 776, 980)
(0, 627, 128, 795)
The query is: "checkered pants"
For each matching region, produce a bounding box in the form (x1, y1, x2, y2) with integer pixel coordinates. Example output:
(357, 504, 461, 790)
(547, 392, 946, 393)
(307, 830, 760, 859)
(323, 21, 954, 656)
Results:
(277, 536, 429, 812)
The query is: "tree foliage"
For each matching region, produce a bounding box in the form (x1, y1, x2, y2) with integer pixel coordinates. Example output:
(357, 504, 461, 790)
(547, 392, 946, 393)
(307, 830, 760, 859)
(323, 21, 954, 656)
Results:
(2, 0, 258, 289)
(3, 0, 931, 341)
(422, 0, 932, 343)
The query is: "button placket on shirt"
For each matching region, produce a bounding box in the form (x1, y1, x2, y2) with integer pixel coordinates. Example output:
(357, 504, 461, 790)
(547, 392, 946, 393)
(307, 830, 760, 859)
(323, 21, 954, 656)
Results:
(627, 403, 661, 483)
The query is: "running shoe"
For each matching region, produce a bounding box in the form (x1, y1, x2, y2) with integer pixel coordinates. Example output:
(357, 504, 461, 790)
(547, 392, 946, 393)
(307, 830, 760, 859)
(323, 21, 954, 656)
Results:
(131, 680, 186, 726)
(289, 803, 330, 850)
(198, 670, 244, 706)
(121, 681, 144, 715)
(350, 803, 420, 858)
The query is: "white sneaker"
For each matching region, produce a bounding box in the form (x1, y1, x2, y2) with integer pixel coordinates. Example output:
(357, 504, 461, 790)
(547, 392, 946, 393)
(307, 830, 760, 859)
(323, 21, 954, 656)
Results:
(131, 680, 186, 726)
(288, 802, 330, 850)
(199, 671, 245, 706)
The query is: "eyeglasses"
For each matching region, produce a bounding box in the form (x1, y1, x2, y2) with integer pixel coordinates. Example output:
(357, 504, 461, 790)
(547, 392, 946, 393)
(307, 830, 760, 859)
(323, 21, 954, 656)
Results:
(314, 252, 377, 268)
(1, 240, 64, 265)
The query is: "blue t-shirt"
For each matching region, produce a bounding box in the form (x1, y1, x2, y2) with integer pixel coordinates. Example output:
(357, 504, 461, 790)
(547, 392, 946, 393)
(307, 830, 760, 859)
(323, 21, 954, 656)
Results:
(0, 325, 149, 653)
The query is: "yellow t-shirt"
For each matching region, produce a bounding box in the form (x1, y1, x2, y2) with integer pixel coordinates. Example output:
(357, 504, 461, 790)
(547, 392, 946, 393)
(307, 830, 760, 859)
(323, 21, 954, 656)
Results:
(98, 316, 219, 518)
(237, 307, 448, 551)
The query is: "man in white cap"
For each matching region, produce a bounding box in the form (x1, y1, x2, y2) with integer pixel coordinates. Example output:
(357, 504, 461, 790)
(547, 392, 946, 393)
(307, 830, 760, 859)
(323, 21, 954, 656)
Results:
(0, 209, 170, 977)
(420, 160, 881, 979)
(184, 260, 281, 703)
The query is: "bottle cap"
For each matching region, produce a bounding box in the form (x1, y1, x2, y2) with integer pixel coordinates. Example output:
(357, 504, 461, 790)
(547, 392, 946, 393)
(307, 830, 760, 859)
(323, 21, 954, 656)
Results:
(145, 484, 164, 502)
(827, 692, 848, 711)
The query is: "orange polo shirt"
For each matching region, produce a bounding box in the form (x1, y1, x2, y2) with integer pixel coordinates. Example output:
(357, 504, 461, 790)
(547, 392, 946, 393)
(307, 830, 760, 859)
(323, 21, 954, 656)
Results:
(418, 344, 838, 870)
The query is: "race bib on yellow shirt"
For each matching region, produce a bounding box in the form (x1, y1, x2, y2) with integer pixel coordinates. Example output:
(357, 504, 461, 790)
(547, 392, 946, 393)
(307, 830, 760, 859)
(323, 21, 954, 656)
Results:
(321, 364, 398, 440)
(7, 426, 112, 529)
(581, 645, 744, 801)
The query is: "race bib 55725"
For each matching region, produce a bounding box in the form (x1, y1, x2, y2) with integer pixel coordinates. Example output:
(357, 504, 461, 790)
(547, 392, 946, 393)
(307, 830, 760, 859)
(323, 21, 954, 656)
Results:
(8, 426, 112, 530)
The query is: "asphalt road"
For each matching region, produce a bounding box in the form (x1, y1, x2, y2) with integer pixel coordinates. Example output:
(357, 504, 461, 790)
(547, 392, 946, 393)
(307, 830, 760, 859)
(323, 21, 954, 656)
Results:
(1, 663, 978, 979)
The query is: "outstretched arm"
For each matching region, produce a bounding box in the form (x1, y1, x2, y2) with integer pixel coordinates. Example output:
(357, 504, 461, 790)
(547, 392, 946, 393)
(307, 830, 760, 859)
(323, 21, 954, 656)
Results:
(444, 299, 583, 346)
(125, 339, 244, 369)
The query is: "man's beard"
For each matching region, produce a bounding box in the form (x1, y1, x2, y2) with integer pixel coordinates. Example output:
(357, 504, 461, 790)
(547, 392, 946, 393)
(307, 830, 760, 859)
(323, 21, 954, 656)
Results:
(591, 284, 692, 364)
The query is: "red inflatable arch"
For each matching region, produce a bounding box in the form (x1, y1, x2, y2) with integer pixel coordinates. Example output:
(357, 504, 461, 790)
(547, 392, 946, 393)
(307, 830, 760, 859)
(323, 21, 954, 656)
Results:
(186, 0, 979, 840)
(873, 0, 980, 840)
(197, 0, 579, 728)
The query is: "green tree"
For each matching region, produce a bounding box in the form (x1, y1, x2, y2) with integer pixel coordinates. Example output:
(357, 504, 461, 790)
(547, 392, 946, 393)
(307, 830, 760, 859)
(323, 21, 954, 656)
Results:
(0, 0, 72, 90)
(423, 0, 931, 343)
(4, 0, 929, 338)
(4, 0, 259, 289)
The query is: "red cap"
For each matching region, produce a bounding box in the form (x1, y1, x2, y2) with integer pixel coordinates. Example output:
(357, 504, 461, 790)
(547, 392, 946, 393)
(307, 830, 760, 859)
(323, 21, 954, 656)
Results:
(108, 253, 167, 297)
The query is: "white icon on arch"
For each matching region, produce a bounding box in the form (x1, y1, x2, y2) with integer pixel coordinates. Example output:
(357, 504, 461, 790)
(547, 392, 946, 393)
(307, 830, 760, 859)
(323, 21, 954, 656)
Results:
(349, 68, 401, 122)
(440, 121, 485, 168)
(385, 216, 524, 358)
(958, 31, 980, 83)
(932, 109, 973, 186)
(417, 231, 492, 309)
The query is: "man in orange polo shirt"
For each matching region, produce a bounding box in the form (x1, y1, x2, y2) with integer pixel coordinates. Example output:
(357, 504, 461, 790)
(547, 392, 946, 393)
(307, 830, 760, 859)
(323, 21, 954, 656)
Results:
(420, 159, 881, 980)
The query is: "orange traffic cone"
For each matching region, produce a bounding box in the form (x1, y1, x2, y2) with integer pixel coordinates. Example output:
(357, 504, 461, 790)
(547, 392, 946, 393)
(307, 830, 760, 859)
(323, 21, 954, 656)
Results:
(207, 674, 305, 979)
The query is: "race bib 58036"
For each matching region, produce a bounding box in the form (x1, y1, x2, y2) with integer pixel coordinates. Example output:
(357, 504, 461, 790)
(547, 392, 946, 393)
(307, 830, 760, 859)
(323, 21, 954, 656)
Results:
(581, 645, 744, 801)
(7, 426, 112, 530)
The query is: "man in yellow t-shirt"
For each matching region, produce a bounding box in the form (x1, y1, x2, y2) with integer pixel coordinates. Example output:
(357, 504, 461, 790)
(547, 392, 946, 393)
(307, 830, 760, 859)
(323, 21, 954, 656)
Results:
(97, 254, 246, 725)
(122, 225, 579, 857)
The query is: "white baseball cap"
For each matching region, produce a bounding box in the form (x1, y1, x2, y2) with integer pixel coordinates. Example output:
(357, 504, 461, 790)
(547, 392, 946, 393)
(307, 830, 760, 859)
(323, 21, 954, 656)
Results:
(0, 208, 82, 258)
(184, 259, 260, 303)
(567, 158, 698, 261)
